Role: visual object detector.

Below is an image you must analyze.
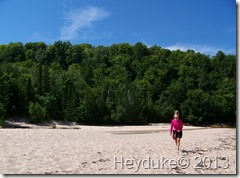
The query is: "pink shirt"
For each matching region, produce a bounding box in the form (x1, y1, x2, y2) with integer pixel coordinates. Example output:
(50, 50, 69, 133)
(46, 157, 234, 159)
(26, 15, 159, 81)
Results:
(170, 118, 183, 134)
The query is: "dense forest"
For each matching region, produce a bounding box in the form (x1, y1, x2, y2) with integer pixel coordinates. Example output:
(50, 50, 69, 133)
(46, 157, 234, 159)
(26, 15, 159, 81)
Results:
(0, 41, 236, 126)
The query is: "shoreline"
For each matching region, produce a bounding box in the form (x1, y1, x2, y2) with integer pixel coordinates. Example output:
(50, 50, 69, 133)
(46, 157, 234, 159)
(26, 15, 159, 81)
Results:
(2, 118, 236, 129)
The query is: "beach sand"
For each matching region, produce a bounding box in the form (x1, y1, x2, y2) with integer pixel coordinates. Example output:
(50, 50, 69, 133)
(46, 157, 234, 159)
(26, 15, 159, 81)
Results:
(0, 124, 236, 174)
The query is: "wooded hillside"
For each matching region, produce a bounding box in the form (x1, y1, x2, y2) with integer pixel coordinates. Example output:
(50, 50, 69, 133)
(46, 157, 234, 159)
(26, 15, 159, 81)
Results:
(0, 41, 236, 126)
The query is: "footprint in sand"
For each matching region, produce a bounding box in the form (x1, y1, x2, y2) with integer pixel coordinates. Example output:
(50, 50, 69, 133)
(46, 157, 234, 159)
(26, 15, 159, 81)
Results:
(81, 162, 87, 168)
(98, 158, 110, 162)
(99, 168, 107, 171)
(92, 158, 110, 164)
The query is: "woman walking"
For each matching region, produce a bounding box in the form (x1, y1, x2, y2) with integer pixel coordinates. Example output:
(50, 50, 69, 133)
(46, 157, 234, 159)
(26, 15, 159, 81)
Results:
(170, 110, 183, 151)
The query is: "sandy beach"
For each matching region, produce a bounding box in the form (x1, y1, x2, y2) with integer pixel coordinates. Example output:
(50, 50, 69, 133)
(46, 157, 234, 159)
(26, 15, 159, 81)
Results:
(0, 124, 236, 174)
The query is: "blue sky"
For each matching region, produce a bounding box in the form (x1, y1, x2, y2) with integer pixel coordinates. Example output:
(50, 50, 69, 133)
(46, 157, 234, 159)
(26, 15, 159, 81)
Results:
(0, 0, 236, 56)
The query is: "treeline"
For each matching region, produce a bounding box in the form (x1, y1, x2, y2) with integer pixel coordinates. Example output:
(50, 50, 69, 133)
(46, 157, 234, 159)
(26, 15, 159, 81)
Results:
(0, 41, 236, 126)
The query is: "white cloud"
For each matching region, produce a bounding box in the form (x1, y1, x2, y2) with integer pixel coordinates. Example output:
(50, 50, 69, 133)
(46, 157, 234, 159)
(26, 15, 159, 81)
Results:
(60, 6, 110, 41)
(164, 43, 235, 56)
(30, 32, 57, 44)
(141, 39, 153, 48)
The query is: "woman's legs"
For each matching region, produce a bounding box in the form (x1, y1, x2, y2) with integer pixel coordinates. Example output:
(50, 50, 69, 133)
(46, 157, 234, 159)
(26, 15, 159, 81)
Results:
(177, 138, 181, 151)
(174, 138, 177, 146)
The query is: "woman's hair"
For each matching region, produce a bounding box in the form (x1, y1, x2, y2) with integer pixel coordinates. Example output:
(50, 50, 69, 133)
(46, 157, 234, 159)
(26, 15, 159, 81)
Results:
(174, 110, 179, 115)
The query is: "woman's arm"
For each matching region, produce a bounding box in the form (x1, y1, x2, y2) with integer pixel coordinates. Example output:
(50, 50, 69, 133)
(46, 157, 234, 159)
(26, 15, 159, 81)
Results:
(170, 119, 173, 135)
